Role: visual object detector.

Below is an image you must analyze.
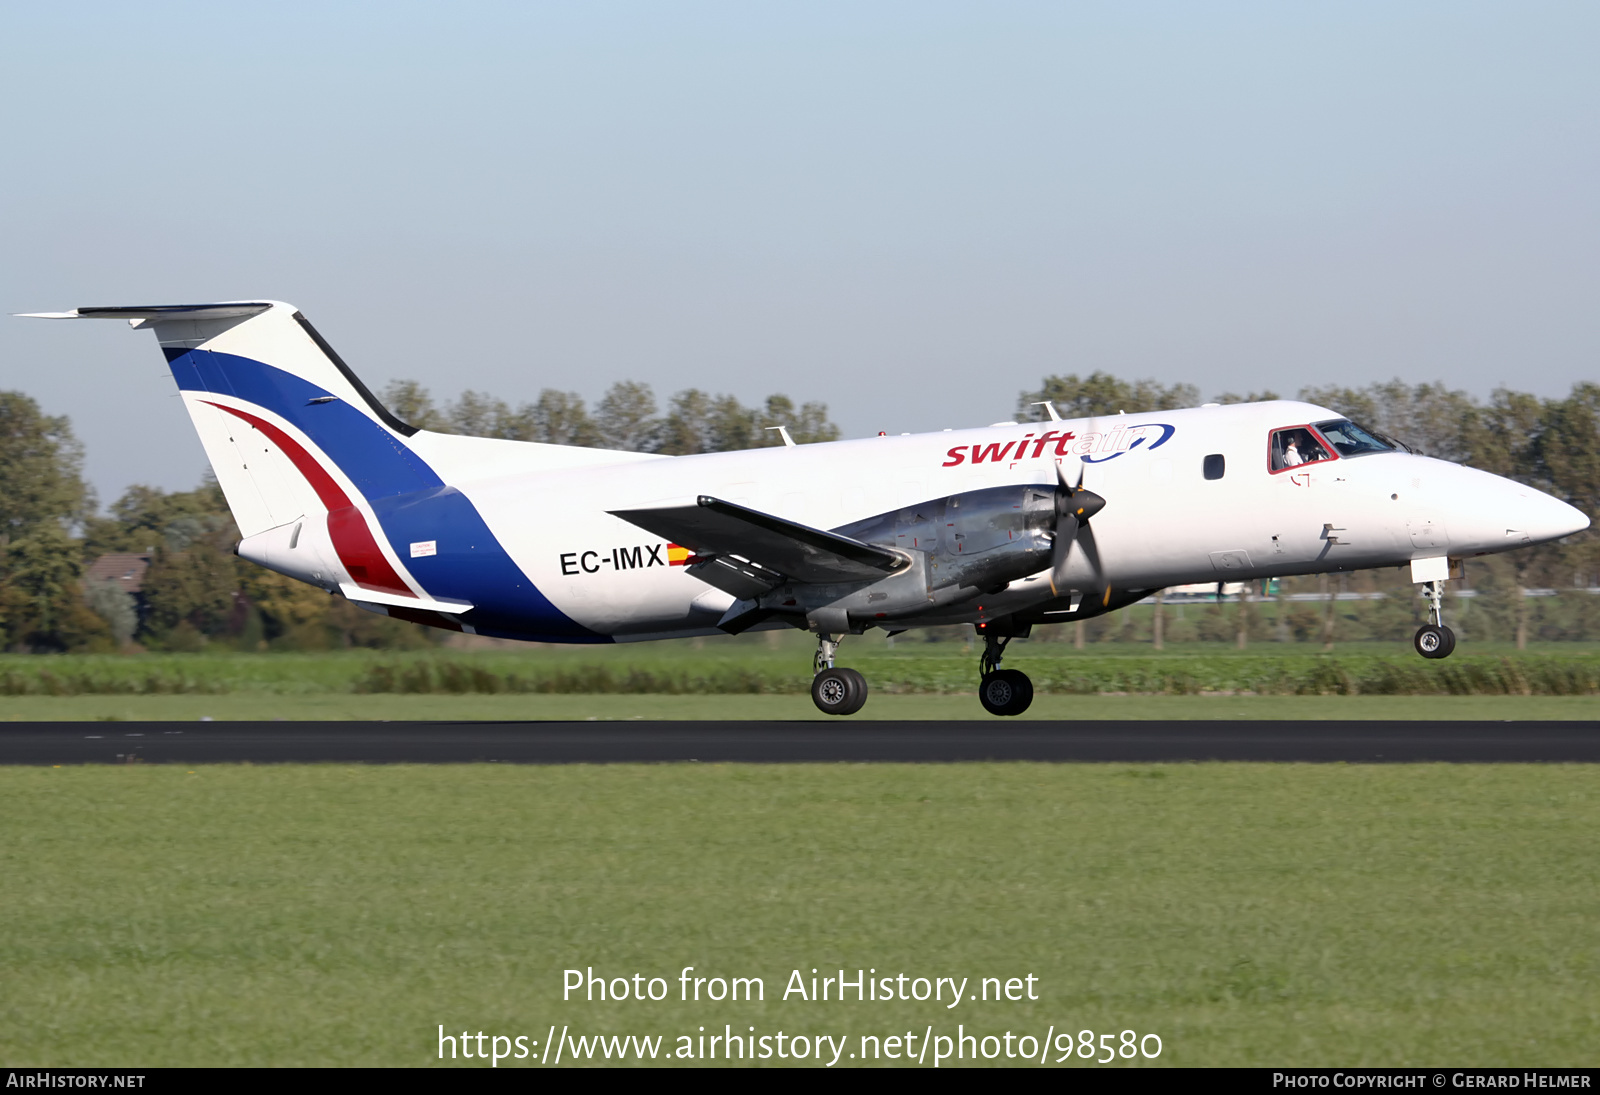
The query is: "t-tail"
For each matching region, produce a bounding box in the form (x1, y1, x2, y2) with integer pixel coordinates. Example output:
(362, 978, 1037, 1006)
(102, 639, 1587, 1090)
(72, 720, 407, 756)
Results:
(22, 301, 622, 641)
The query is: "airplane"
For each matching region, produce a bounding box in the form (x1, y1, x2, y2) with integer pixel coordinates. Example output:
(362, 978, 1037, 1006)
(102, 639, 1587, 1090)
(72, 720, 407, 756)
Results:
(23, 301, 1591, 716)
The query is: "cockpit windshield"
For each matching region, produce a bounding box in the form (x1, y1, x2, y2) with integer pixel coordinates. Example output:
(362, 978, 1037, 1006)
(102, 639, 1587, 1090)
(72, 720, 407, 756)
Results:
(1313, 419, 1395, 458)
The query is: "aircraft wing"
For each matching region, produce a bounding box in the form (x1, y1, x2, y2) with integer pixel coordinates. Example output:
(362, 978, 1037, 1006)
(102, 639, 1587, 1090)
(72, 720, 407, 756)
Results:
(609, 495, 903, 591)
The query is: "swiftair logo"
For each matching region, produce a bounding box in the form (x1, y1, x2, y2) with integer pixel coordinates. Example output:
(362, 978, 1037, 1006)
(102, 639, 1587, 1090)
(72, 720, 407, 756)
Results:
(941, 423, 1175, 467)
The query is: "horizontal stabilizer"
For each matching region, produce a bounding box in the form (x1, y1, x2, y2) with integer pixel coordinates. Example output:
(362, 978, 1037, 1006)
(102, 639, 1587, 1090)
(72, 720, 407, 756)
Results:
(610, 495, 904, 584)
(18, 303, 275, 322)
(338, 584, 474, 616)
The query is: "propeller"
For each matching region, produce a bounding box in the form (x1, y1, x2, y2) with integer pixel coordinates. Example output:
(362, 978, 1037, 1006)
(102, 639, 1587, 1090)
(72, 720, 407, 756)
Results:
(1049, 461, 1108, 600)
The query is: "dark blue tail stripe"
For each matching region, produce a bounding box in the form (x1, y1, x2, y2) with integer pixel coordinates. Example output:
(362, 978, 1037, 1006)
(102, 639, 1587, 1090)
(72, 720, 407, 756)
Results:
(168, 348, 607, 642)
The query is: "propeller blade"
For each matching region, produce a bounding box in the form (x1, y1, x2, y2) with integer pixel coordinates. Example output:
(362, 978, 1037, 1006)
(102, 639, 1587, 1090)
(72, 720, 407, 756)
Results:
(1049, 510, 1080, 595)
(1076, 522, 1112, 607)
(1049, 462, 1106, 595)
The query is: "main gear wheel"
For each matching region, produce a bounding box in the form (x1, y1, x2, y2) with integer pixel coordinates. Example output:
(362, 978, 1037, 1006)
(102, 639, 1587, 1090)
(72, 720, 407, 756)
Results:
(978, 668, 1034, 717)
(811, 666, 868, 715)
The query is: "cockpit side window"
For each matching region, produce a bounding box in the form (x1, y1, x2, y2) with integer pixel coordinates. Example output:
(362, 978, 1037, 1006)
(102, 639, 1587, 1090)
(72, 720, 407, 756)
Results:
(1268, 425, 1335, 473)
(1313, 419, 1395, 458)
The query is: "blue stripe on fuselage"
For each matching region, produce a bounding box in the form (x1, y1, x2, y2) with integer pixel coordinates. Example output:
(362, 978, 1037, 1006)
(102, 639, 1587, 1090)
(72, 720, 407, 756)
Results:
(166, 347, 607, 642)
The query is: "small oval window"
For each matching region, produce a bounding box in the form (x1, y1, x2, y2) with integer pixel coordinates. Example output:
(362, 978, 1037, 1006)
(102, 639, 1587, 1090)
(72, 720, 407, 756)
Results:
(1204, 454, 1225, 480)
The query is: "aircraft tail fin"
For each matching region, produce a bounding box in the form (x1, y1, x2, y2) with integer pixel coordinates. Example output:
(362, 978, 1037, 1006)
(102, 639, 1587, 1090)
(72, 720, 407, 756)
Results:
(25, 301, 657, 543)
(25, 302, 424, 539)
(23, 301, 623, 640)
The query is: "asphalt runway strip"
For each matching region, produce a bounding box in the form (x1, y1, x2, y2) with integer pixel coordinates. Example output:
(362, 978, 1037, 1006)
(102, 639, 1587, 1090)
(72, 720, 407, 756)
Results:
(0, 721, 1597, 764)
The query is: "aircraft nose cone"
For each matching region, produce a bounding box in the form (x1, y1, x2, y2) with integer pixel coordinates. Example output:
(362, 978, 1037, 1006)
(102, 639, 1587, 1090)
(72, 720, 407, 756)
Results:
(1502, 487, 1590, 546)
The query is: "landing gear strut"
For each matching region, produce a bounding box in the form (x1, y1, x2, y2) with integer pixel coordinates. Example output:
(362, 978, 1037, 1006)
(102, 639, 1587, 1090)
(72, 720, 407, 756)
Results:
(1413, 580, 1456, 660)
(810, 633, 868, 715)
(978, 632, 1034, 717)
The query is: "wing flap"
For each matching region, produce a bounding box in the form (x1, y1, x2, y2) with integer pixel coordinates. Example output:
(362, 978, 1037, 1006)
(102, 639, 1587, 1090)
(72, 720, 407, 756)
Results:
(610, 495, 902, 584)
(686, 555, 786, 599)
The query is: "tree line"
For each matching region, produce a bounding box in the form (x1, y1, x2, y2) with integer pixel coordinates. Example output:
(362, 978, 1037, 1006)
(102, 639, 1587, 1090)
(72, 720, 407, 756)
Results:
(0, 374, 1594, 653)
(379, 380, 839, 453)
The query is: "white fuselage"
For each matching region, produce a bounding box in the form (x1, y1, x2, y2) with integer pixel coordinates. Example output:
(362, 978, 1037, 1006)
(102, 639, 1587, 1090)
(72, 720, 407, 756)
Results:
(413, 400, 1585, 640)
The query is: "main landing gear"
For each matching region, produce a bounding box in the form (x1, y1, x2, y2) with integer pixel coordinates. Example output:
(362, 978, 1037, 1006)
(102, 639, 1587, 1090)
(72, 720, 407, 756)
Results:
(810, 634, 868, 715)
(807, 629, 1036, 718)
(1413, 580, 1456, 660)
(978, 632, 1034, 717)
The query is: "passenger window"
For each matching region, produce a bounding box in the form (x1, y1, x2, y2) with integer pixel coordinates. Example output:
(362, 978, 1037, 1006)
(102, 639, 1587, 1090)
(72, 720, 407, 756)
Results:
(1203, 454, 1225, 480)
(1269, 427, 1333, 472)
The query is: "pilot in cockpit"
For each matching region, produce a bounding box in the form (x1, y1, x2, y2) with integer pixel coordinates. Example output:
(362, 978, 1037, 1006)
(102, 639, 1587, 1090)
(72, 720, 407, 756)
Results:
(1271, 428, 1330, 471)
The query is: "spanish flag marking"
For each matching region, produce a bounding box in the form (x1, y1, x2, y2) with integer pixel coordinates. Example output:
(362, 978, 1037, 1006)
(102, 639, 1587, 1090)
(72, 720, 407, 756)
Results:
(667, 544, 692, 567)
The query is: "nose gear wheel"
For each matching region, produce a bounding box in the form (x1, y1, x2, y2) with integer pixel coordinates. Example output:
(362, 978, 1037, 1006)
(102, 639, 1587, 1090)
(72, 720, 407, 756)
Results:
(1414, 624, 1456, 659)
(1413, 581, 1457, 660)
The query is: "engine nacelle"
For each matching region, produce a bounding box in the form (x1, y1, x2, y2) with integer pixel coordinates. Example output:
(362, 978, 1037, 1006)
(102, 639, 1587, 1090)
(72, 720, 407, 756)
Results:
(719, 485, 1058, 633)
(836, 484, 1057, 593)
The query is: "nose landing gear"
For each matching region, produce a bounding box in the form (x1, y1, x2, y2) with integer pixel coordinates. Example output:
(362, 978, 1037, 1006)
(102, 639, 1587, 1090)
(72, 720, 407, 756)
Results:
(810, 633, 868, 715)
(978, 632, 1034, 716)
(1413, 580, 1457, 659)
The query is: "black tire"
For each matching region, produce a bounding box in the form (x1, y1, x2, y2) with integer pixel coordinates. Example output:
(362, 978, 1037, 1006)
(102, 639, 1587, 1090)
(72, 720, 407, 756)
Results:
(979, 669, 1034, 716)
(837, 668, 869, 715)
(812, 667, 866, 715)
(1002, 669, 1034, 715)
(1414, 625, 1453, 659)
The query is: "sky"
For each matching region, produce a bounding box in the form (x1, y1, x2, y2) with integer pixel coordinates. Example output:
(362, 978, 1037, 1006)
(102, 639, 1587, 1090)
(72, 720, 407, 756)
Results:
(2, 1, 1596, 506)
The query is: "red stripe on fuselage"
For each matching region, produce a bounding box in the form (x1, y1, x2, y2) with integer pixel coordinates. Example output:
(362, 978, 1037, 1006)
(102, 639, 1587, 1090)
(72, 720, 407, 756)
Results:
(204, 401, 414, 597)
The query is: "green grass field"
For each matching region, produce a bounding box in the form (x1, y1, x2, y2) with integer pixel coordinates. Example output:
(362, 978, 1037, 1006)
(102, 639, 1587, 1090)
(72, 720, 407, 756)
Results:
(0, 639, 1597, 724)
(2, 763, 1596, 1067)
(1, 691, 1595, 721)
(3, 637, 1593, 720)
